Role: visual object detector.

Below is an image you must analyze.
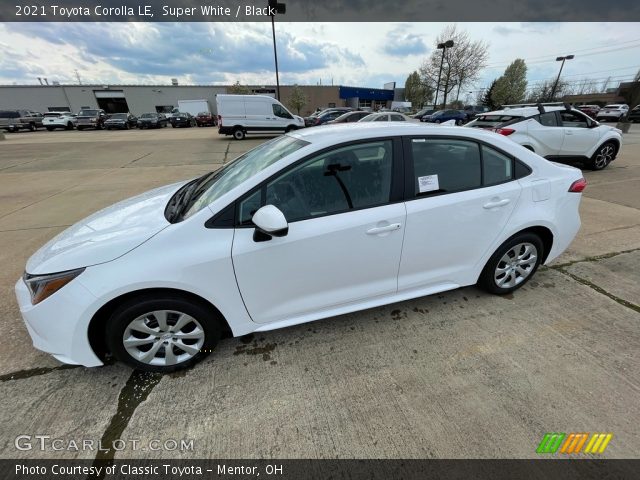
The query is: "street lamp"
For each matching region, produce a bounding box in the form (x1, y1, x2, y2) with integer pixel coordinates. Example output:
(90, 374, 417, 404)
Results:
(433, 39, 454, 109)
(268, 0, 286, 100)
(550, 54, 574, 101)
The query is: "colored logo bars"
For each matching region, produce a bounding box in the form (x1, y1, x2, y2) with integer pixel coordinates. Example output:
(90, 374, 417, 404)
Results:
(536, 433, 613, 454)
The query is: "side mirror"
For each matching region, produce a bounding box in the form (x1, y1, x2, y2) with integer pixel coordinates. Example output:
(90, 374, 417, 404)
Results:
(252, 205, 288, 242)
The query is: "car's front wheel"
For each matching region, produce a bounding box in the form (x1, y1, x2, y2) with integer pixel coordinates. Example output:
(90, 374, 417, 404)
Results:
(477, 233, 543, 295)
(588, 141, 616, 170)
(106, 295, 223, 372)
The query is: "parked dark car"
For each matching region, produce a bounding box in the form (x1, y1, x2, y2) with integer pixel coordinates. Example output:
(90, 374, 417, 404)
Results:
(306, 109, 352, 127)
(412, 108, 436, 121)
(304, 107, 353, 126)
(422, 109, 468, 125)
(104, 113, 138, 130)
(137, 113, 168, 129)
(629, 105, 640, 123)
(576, 105, 601, 119)
(0, 110, 44, 132)
(326, 111, 370, 124)
(171, 112, 197, 128)
(195, 111, 216, 127)
(463, 105, 490, 121)
(76, 109, 108, 130)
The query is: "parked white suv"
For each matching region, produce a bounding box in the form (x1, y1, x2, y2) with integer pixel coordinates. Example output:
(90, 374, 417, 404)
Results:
(16, 124, 585, 372)
(43, 111, 78, 131)
(466, 105, 622, 170)
(595, 104, 629, 122)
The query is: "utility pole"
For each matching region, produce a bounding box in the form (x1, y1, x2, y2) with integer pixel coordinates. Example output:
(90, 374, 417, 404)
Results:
(433, 40, 453, 110)
(550, 55, 574, 101)
(268, 0, 286, 100)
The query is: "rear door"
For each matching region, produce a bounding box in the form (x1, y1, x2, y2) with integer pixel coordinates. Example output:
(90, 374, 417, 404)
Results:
(524, 112, 564, 157)
(398, 136, 522, 290)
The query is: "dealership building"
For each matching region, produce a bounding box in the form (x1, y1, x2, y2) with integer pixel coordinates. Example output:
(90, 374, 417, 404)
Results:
(0, 83, 400, 117)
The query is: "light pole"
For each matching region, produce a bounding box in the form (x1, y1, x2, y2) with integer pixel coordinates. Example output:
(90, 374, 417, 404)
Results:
(433, 39, 454, 109)
(268, 0, 286, 100)
(551, 54, 574, 101)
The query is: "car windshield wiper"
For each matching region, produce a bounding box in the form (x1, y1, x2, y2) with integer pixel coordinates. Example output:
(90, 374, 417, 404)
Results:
(165, 177, 204, 222)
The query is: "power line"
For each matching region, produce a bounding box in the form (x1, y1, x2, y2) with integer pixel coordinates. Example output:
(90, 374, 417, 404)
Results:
(485, 41, 640, 69)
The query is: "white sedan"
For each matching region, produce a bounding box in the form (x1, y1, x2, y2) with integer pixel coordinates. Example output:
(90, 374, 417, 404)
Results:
(16, 124, 585, 372)
(43, 111, 78, 130)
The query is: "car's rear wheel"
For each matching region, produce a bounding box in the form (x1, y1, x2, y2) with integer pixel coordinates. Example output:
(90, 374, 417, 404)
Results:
(589, 141, 617, 170)
(66, 122, 73, 130)
(233, 127, 246, 140)
(455, 119, 463, 126)
(29, 123, 36, 131)
(478, 233, 543, 295)
(106, 296, 223, 372)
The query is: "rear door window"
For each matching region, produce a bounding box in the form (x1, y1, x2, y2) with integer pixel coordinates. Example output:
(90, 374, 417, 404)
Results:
(410, 139, 481, 196)
(470, 115, 521, 128)
(534, 112, 559, 127)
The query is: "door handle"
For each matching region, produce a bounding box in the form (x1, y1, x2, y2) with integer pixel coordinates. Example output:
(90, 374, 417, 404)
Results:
(366, 223, 401, 235)
(565, 129, 573, 135)
(483, 198, 511, 209)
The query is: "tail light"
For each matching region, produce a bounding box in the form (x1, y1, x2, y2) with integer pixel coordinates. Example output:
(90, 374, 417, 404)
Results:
(314, 118, 321, 125)
(568, 178, 587, 193)
(495, 127, 515, 136)
(217, 115, 222, 125)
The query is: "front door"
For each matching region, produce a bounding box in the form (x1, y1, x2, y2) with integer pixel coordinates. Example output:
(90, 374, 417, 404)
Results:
(557, 110, 600, 156)
(232, 139, 406, 324)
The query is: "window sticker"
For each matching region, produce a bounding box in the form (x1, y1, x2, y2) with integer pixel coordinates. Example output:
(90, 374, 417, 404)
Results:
(418, 174, 439, 193)
(412, 138, 426, 142)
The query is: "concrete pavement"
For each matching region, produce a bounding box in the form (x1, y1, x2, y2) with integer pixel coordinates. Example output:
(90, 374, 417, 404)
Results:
(0, 125, 638, 459)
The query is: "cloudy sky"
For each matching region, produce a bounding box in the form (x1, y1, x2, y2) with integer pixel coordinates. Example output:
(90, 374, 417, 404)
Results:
(1, 22, 639, 99)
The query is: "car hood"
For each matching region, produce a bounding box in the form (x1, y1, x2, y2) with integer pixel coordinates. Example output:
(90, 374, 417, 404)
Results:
(26, 181, 187, 275)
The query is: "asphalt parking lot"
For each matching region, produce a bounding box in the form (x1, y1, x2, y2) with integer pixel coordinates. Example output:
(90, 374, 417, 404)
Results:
(0, 125, 639, 459)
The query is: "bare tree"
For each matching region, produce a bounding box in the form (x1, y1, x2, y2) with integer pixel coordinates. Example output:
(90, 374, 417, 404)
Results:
(419, 25, 489, 108)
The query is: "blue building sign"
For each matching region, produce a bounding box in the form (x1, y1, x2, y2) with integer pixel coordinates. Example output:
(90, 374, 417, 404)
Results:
(339, 86, 395, 101)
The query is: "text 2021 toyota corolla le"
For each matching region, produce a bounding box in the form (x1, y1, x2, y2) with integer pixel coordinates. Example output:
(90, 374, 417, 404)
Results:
(16, 124, 585, 372)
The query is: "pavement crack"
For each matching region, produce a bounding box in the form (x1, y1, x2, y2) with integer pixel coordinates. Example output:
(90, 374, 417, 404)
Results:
(551, 247, 640, 269)
(553, 266, 640, 314)
(222, 142, 231, 164)
(0, 364, 80, 382)
(121, 152, 152, 168)
(92, 370, 163, 473)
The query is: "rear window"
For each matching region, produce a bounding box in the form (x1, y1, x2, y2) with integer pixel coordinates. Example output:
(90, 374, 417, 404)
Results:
(467, 115, 521, 128)
(0, 111, 20, 118)
(44, 113, 61, 117)
(79, 110, 98, 116)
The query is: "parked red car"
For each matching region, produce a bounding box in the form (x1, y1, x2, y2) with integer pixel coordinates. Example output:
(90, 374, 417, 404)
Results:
(196, 112, 216, 127)
(576, 105, 600, 119)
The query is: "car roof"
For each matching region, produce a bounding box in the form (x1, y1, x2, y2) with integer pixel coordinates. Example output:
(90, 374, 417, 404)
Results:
(480, 105, 575, 117)
(289, 122, 500, 145)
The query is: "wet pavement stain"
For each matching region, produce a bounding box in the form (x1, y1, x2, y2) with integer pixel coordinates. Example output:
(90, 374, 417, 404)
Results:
(234, 341, 277, 361)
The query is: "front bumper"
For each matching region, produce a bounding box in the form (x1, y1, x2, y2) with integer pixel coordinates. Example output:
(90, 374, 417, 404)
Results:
(15, 276, 104, 367)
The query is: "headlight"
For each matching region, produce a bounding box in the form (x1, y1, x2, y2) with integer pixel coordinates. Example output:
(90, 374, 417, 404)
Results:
(23, 268, 85, 305)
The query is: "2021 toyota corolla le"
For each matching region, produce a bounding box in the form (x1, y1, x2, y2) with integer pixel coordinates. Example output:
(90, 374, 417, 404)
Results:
(16, 124, 585, 372)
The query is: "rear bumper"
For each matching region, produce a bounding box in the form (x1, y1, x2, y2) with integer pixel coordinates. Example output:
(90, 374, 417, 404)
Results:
(15, 277, 104, 367)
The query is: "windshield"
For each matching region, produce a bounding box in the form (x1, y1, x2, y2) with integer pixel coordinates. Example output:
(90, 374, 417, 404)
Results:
(0, 111, 20, 118)
(141, 113, 157, 118)
(110, 113, 127, 119)
(181, 135, 310, 219)
(79, 110, 98, 116)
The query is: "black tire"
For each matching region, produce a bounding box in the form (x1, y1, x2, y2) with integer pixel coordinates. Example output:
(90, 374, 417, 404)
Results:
(66, 122, 73, 130)
(455, 119, 463, 126)
(77, 126, 84, 131)
(125, 123, 130, 130)
(106, 295, 223, 372)
(46, 127, 54, 131)
(233, 127, 245, 140)
(588, 141, 617, 170)
(434, 119, 441, 124)
(285, 125, 297, 133)
(29, 123, 36, 131)
(477, 233, 544, 295)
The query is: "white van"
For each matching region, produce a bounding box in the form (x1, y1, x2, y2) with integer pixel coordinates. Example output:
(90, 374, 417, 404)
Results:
(216, 94, 305, 140)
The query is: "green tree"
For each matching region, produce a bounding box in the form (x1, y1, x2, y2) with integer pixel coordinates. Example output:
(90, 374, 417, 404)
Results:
(228, 81, 250, 94)
(404, 71, 432, 109)
(287, 84, 308, 115)
(492, 59, 528, 107)
(481, 79, 498, 110)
